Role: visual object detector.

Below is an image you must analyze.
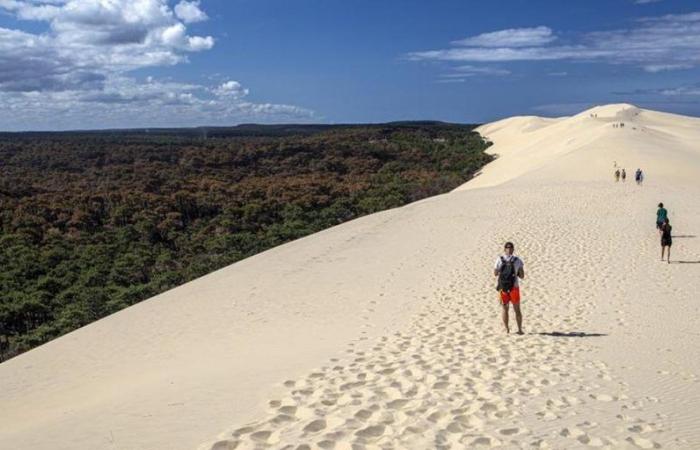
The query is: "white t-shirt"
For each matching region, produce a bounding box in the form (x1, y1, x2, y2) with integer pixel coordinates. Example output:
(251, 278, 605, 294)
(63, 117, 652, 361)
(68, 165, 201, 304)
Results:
(494, 255, 524, 288)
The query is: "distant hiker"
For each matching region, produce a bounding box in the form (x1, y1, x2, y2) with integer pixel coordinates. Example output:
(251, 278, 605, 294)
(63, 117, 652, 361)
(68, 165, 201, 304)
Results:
(494, 242, 525, 334)
(661, 218, 672, 263)
(615, 169, 620, 182)
(635, 168, 643, 185)
(621, 168, 626, 182)
(613, 160, 617, 168)
(656, 203, 668, 234)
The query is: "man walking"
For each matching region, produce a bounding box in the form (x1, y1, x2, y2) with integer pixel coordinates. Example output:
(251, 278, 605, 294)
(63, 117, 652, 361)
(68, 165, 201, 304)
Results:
(660, 218, 673, 264)
(494, 242, 525, 334)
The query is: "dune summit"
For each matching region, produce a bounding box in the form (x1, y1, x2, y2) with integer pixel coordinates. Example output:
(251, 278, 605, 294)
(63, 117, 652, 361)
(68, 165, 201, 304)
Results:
(458, 103, 700, 190)
(2, 104, 700, 449)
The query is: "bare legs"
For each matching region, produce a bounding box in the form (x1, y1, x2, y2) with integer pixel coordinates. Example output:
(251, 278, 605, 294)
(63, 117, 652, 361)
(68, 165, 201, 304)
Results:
(501, 303, 523, 334)
(514, 304, 523, 334)
(661, 245, 671, 263)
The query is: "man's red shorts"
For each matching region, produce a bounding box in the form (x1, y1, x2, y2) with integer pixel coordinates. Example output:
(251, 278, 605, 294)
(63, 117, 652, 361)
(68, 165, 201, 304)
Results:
(500, 287, 520, 305)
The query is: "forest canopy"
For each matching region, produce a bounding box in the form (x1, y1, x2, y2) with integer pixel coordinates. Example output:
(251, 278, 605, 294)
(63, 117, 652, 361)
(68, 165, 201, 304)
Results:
(0, 122, 492, 361)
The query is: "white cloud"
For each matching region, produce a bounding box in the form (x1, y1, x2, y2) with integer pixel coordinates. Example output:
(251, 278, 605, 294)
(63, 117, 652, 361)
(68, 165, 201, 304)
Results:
(442, 65, 511, 77)
(658, 85, 700, 96)
(408, 12, 700, 72)
(160, 22, 188, 46)
(0, 0, 215, 81)
(0, 1, 314, 130)
(613, 82, 700, 98)
(452, 26, 556, 48)
(0, 0, 62, 20)
(643, 64, 692, 73)
(175, 0, 207, 23)
(187, 35, 214, 51)
(634, 0, 663, 4)
(213, 80, 249, 98)
(0, 76, 315, 130)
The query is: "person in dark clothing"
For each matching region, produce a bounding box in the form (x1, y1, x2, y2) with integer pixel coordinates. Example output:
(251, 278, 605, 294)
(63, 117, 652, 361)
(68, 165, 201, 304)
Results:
(661, 218, 672, 264)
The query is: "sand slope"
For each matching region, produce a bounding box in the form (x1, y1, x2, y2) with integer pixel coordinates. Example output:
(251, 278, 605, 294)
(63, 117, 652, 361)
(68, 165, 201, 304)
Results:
(1, 104, 699, 450)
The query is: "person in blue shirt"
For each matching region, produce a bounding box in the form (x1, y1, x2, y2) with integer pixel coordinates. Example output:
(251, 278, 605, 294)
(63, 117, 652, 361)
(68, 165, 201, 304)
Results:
(656, 203, 668, 235)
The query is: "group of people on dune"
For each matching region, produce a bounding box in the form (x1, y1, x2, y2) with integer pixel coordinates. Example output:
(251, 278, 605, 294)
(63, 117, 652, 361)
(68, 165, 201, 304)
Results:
(613, 166, 644, 184)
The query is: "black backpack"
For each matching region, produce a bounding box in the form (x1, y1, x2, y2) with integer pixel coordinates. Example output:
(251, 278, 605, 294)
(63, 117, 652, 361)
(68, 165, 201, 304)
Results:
(497, 256, 518, 292)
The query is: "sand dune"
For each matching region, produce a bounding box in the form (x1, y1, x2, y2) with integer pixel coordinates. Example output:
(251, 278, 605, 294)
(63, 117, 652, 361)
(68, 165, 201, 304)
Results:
(2, 104, 699, 450)
(459, 103, 700, 190)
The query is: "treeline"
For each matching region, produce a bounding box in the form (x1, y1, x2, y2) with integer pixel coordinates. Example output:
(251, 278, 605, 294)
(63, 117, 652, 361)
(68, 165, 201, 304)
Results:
(0, 123, 492, 361)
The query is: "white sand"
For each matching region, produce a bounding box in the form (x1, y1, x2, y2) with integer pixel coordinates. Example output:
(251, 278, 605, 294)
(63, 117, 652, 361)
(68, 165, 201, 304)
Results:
(2, 103, 699, 449)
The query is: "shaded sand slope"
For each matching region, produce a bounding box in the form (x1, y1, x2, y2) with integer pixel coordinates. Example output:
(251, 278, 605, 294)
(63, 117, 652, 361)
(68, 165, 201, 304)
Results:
(1, 104, 699, 449)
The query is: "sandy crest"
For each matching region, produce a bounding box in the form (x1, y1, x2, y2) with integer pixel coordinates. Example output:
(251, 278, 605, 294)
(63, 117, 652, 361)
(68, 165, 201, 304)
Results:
(1, 104, 699, 449)
(458, 103, 700, 190)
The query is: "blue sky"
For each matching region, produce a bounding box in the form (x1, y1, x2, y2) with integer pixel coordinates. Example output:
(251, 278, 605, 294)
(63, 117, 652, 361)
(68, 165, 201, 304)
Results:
(1, 0, 700, 130)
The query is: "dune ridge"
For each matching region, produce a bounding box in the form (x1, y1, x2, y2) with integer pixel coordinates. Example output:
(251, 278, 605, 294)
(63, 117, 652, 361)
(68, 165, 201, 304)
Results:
(1, 104, 699, 450)
(457, 103, 700, 190)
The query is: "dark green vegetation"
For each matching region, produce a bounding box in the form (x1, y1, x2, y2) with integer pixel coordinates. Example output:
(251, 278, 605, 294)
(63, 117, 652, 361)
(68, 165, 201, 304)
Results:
(0, 122, 492, 361)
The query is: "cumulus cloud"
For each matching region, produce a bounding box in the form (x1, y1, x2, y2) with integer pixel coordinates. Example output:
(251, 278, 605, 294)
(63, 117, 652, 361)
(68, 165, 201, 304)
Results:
(0, 0, 314, 130)
(408, 12, 700, 73)
(213, 80, 250, 98)
(0, 76, 315, 130)
(0, 0, 215, 90)
(174, 0, 207, 23)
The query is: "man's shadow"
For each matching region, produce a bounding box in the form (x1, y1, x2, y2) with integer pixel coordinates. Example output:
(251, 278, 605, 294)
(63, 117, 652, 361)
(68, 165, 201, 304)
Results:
(669, 260, 700, 264)
(536, 331, 607, 337)
(672, 235, 696, 238)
